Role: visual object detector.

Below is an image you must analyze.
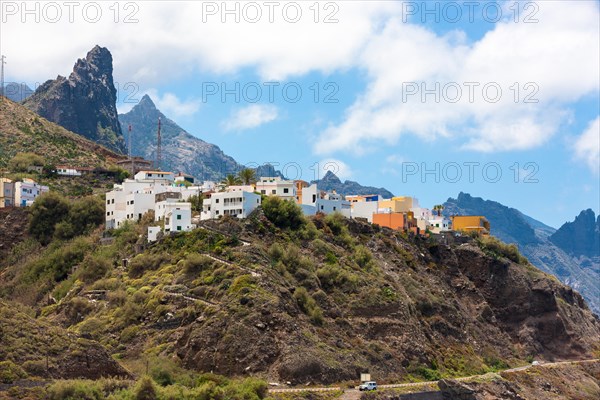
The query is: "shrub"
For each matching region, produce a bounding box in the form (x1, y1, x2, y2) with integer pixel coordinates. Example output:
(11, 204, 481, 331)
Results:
(79, 256, 111, 283)
(268, 243, 285, 263)
(46, 380, 104, 400)
(317, 265, 358, 293)
(128, 253, 171, 279)
(262, 196, 306, 230)
(134, 376, 158, 400)
(54, 196, 105, 240)
(29, 192, 70, 244)
(293, 287, 324, 326)
(183, 254, 214, 275)
(0, 361, 27, 384)
(477, 236, 528, 265)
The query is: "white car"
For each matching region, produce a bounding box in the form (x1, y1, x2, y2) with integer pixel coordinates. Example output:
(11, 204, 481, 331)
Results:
(359, 381, 377, 391)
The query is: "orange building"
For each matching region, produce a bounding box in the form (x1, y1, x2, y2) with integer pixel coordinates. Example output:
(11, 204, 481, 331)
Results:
(451, 216, 490, 236)
(294, 180, 309, 203)
(373, 212, 407, 230)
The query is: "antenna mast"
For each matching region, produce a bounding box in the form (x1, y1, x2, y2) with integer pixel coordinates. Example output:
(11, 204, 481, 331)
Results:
(156, 117, 162, 170)
(0, 55, 6, 97)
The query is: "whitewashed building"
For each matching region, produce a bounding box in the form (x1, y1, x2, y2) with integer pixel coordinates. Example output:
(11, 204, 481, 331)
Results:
(14, 179, 49, 207)
(134, 171, 175, 182)
(428, 217, 451, 233)
(201, 191, 261, 220)
(350, 201, 380, 223)
(255, 177, 296, 201)
(299, 184, 351, 217)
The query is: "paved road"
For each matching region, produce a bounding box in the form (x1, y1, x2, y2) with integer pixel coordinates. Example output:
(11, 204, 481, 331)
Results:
(268, 358, 600, 395)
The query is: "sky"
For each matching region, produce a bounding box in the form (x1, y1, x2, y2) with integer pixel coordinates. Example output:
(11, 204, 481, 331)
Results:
(1, 0, 599, 228)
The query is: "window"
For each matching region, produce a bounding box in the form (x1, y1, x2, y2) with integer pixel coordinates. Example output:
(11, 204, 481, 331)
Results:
(333, 207, 336, 211)
(215, 199, 219, 203)
(177, 226, 182, 231)
(272, 190, 276, 194)
(261, 190, 266, 194)
(106, 212, 110, 216)
(177, 215, 182, 220)
(111, 199, 115, 204)
(107, 200, 110, 205)
(283, 188, 289, 194)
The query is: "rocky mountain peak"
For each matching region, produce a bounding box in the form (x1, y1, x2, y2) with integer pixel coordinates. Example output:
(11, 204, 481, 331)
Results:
(23, 46, 126, 154)
(550, 209, 600, 258)
(322, 170, 342, 184)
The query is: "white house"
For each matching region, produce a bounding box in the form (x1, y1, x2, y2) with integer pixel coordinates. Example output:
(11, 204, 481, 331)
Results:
(134, 170, 174, 182)
(255, 177, 296, 200)
(428, 217, 451, 233)
(201, 191, 261, 220)
(299, 184, 351, 217)
(105, 176, 173, 229)
(14, 179, 49, 207)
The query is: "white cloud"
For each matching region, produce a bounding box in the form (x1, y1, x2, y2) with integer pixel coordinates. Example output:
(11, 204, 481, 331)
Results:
(318, 158, 353, 180)
(574, 117, 600, 174)
(2, 1, 598, 157)
(314, 1, 600, 154)
(223, 104, 278, 131)
(145, 90, 201, 118)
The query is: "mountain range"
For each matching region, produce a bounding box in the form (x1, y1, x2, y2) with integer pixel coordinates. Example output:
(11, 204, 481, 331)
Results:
(444, 193, 600, 315)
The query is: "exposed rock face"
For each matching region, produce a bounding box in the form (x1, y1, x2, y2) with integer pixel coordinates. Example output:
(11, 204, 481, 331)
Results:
(312, 171, 394, 198)
(23, 46, 126, 153)
(550, 209, 600, 258)
(444, 193, 600, 315)
(118, 95, 242, 180)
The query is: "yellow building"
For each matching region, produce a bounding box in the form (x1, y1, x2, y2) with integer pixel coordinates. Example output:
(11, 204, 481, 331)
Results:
(0, 178, 14, 208)
(451, 216, 490, 236)
(378, 196, 414, 213)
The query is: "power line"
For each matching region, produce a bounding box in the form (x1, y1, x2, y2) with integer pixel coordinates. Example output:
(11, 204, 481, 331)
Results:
(0, 55, 6, 97)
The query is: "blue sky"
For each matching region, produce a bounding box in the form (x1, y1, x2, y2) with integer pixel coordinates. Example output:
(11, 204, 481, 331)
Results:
(2, 1, 599, 228)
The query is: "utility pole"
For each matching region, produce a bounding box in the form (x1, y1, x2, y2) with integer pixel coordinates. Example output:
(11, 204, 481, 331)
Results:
(128, 124, 134, 175)
(156, 117, 162, 171)
(0, 55, 6, 97)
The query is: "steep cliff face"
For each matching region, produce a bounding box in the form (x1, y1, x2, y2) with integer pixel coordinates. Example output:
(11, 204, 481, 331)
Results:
(444, 193, 600, 315)
(550, 209, 600, 258)
(23, 46, 126, 153)
(118, 95, 242, 180)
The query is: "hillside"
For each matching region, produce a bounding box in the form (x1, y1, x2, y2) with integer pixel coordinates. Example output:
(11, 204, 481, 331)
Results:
(0, 300, 130, 381)
(444, 192, 600, 315)
(118, 95, 242, 180)
(22, 46, 126, 153)
(0, 96, 122, 169)
(2, 208, 598, 387)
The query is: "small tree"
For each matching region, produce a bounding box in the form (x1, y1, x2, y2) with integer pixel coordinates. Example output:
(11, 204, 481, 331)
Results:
(29, 192, 70, 245)
(262, 196, 305, 230)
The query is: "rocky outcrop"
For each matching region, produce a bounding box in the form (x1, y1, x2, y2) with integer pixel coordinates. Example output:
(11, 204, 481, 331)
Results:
(118, 94, 241, 180)
(312, 171, 394, 198)
(550, 209, 600, 258)
(23, 46, 126, 153)
(444, 193, 600, 315)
